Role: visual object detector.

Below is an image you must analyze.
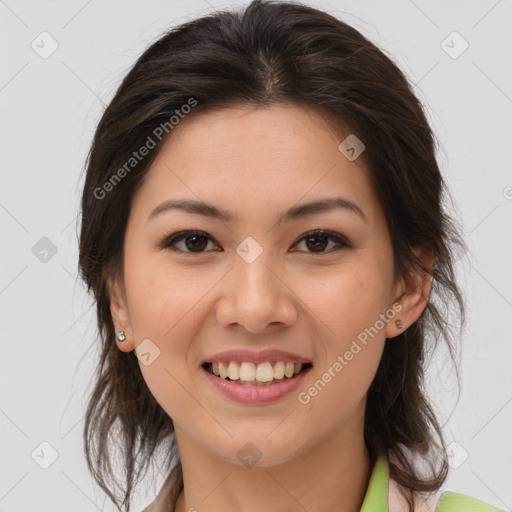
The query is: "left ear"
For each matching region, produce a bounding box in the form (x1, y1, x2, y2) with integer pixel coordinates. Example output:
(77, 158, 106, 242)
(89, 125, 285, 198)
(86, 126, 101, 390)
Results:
(385, 246, 435, 339)
(107, 271, 136, 353)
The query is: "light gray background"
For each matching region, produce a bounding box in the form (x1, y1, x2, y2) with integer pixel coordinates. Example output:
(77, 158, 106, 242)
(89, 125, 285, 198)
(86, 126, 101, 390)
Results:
(1, 1, 511, 511)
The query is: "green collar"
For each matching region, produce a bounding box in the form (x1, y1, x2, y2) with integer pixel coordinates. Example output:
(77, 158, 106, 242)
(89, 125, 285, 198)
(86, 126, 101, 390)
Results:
(360, 454, 389, 511)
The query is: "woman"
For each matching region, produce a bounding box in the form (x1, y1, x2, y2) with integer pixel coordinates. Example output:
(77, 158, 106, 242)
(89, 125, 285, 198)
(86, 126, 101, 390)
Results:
(78, 1, 504, 511)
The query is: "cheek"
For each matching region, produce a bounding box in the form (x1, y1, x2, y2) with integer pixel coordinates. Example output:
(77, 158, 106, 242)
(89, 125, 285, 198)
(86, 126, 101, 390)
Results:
(305, 258, 389, 338)
(300, 259, 390, 405)
(124, 249, 204, 345)
(126, 264, 205, 423)
(122, 254, 205, 403)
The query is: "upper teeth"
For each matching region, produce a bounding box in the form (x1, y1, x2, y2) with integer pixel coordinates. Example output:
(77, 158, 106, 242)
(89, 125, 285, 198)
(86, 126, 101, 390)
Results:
(210, 361, 304, 382)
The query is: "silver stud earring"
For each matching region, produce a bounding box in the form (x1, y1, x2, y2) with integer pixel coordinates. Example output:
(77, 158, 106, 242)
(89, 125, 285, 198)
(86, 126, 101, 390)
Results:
(116, 331, 126, 342)
(395, 319, 404, 330)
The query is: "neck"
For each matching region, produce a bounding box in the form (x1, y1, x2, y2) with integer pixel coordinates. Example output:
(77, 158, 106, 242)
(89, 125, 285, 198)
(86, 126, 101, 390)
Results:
(173, 413, 372, 512)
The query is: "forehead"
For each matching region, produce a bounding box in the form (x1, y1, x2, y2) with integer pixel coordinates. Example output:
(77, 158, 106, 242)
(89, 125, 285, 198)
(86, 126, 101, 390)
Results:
(131, 103, 383, 228)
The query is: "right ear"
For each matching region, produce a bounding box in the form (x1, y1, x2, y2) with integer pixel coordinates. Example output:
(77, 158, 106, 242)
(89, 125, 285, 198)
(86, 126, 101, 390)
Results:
(106, 273, 135, 353)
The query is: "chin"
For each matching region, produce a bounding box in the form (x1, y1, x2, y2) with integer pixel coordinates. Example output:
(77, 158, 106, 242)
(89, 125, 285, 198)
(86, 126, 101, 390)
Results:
(205, 431, 310, 469)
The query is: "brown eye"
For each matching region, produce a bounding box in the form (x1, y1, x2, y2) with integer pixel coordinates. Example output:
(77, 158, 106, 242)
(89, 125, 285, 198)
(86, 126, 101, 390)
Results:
(304, 234, 328, 252)
(292, 230, 351, 254)
(183, 234, 209, 251)
(160, 231, 218, 253)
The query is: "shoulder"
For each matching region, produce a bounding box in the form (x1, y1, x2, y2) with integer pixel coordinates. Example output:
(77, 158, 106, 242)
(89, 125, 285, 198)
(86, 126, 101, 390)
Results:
(389, 475, 505, 511)
(435, 491, 506, 511)
(388, 475, 441, 511)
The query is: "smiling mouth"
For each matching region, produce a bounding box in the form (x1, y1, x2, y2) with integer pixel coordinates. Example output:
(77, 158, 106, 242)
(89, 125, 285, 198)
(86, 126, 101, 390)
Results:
(202, 361, 313, 386)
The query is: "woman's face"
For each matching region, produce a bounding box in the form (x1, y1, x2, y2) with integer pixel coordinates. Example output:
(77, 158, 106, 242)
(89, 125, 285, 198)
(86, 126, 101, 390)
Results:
(109, 104, 412, 466)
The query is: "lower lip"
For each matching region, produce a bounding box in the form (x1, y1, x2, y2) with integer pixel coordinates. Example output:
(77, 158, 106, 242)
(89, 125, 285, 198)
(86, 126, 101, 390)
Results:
(201, 366, 311, 404)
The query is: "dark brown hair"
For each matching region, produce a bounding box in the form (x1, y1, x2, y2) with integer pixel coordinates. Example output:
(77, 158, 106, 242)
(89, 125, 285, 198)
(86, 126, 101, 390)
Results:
(77, 1, 466, 510)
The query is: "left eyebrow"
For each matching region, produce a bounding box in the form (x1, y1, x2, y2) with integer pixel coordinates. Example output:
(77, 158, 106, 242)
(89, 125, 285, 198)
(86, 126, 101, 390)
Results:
(147, 197, 367, 224)
(278, 197, 367, 224)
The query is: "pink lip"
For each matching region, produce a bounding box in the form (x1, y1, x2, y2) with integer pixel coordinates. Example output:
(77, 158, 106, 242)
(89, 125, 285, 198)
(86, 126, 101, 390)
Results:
(201, 365, 312, 404)
(202, 348, 312, 365)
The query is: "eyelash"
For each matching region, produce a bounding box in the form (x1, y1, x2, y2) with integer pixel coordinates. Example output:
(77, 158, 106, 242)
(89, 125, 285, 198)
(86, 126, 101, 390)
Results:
(158, 229, 352, 255)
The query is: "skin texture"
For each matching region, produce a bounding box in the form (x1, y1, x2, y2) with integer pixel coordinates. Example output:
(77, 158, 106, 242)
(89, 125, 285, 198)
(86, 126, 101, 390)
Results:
(108, 104, 433, 512)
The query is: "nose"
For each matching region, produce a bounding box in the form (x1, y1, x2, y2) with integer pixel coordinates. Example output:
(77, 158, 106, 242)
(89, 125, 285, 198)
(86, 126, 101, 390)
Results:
(215, 250, 298, 334)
